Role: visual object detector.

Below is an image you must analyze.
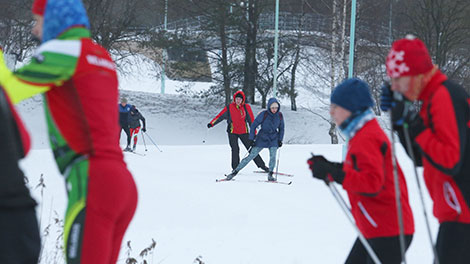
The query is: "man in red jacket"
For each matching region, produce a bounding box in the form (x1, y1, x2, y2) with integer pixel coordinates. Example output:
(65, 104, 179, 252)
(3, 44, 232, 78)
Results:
(208, 91, 269, 171)
(382, 35, 470, 263)
(309, 78, 414, 264)
(0, 85, 40, 264)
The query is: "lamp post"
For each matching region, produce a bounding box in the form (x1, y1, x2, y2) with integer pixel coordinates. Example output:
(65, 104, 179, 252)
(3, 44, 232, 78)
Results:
(347, 0, 356, 78)
(272, 0, 280, 97)
(161, 0, 168, 94)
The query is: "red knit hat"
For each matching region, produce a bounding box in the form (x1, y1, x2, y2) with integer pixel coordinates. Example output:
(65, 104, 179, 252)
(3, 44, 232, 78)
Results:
(386, 35, 433, 78)
(32, 0, 47, 16)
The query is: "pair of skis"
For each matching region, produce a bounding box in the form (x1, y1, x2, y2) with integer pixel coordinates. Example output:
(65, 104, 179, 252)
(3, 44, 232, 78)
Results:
(123, 149, 146, 156)
(216, 171, 293, 185)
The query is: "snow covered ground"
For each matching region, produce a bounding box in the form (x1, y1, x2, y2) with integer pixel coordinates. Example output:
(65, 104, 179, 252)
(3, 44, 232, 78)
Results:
(13, 51, 438, 263)
(22, 142, 438, 263)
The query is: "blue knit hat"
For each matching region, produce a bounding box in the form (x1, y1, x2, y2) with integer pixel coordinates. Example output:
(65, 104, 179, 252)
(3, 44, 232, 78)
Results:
(42, 0, 90, 42)
(331, 78, 374, 113)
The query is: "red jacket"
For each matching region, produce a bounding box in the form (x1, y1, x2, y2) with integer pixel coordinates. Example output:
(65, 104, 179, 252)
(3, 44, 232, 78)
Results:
(209, 91, 255, 135)
(414, 70, 470, 223)
(342, 119, 415, 239)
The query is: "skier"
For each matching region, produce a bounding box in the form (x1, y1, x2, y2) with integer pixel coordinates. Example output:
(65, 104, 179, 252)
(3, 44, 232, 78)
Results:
(0, 0, 138, 263)
(382, 35, 470, 263)
(225, 98, 284, 181)
(0, 85, 40, 264)
(308, 78, 415, 263)
(128, 105, 146, 151)
(208, 91, 269, 172)
(119, 97, 133, 151)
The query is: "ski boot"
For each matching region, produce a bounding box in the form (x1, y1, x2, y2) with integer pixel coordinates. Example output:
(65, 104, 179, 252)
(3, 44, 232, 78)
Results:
(226, 170, 238, 180)
(267, 172, 276, 182)
(123, 145, 131, 152)
(260, 165, 270, 173)
(132, 144, 136, 152)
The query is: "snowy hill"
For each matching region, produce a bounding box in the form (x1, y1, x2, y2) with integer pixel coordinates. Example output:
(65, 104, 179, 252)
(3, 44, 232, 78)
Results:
(16, 89, 333, 150)
(14, 53, 439, 263)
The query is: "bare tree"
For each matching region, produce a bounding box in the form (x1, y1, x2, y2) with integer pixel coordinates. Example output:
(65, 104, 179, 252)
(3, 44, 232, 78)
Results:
(402, 0, 470, 87)
(0, 0, 35, 67)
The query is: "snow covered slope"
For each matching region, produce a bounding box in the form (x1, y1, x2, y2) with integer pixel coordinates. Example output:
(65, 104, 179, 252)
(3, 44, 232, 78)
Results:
(23, 143, 438, 264)
(16, 90, 333, 150)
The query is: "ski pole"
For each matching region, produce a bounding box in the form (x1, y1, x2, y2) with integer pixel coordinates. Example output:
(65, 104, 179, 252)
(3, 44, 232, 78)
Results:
(141, 130, 148, 151)
(327, 181, 382, 264)
(202, 128, 209, 144)
(275, 148, 281, 181)
(389, 111, 408, 264)
(143, 132, 163, 152)
(403, 124, 440, 264)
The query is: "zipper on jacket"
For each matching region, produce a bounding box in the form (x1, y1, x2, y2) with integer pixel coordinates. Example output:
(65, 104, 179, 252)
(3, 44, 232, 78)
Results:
(358, 201, 378, 228)
(443, 181, 462, 215)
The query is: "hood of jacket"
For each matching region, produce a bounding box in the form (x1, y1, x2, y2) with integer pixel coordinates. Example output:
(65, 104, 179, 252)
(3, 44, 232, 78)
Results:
(267, 97, 280, 115)
(232, 91, 246, 105)
(41, 0, 90, 42)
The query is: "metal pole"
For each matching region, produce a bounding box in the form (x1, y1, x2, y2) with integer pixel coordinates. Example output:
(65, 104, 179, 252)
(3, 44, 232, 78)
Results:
(272, 0, 280, 97)
(403, 124, 440, 264)
(144, 132, 163, 152)
(161, 0, 168, 94)
(389, 113, 408, 264)
(388, 0, 393, 46)
(347, 0, 356, 78)
(275, 148, 281, 181)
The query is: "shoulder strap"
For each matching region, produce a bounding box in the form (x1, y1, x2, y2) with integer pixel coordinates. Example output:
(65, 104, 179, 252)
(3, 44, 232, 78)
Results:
(262, 111, 268, 123)
(226, 104, 232, 123)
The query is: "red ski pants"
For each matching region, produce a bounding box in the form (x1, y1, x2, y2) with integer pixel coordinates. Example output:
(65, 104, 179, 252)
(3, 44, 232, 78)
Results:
(130, 127, 141, 145)
(81, 158, 138, 264)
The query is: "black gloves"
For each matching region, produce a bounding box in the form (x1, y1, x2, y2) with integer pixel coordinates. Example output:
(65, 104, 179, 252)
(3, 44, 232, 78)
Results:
(307, 155, 345, 184)
(278, 141, 283, 147)
(379, 82, 393, 112)
(379, 82, 426, 139)
(142, 127, 146, 132)
(207, 123, 213, 128)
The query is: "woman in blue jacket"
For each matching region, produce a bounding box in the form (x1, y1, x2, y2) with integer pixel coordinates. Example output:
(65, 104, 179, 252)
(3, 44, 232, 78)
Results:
(226, 98, 285, 181)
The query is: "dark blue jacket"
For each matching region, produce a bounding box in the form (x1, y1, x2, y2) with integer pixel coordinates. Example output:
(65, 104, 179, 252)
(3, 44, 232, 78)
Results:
(128, 107, 146, 129)
(249, 98, 285, 148)
(118, 104, 133, 126)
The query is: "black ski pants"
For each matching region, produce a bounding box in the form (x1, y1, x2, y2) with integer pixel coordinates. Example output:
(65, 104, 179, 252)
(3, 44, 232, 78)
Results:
(436, 221, 470, 264)
(228, 133, 266, 170)
(0, 207, 40, 264)
(119, 124, 131, 147)
(345, 235, 413, 264)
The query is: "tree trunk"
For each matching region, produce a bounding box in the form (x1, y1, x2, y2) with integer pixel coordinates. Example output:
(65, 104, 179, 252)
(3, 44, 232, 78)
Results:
(218, 7, 231, 105)
(328, 121, 338, 144)
(290, 46, 300, 111)
(243, 0, 258, 104)
(329, 0, 339, 144)
(261, 92, 267, 108)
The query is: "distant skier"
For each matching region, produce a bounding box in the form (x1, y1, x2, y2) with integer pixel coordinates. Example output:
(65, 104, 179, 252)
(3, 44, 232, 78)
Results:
(308, 78, 415, 263)
(129, 105, 146, 151)
(0, 0, 138, 263)
(225, 98, 284, 181)
(0, 85, 40, 264)
(119, 97, 133, 151)
(382, 36, 470, 263)
(208, 91, 269, 172)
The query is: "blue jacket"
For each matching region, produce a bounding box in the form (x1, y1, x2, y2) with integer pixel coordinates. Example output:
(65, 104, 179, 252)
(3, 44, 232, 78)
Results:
(249, 98, 285, 148)
(118, 104, 133, 126)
